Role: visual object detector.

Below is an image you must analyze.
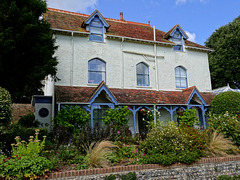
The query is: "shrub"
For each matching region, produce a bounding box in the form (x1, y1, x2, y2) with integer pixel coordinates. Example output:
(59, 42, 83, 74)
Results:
(102, 106, 130, 126)
(139, 121, 201, 165)
(177, 109, 199, 127)
(0, 86, 12, 126)
(180, 127, 207, 154)
(0, 130, 52, 179)
(210, 91, 240, 115)
(17, 112, 40, 128)
(0, 126, 48, 155)
(54, 105, 90, 134)
(208, 112, 240, 146)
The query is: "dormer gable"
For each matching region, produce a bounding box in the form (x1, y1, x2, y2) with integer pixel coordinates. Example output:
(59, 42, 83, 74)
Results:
(83, 10, 109, 42)
(164, 24, 188, 51)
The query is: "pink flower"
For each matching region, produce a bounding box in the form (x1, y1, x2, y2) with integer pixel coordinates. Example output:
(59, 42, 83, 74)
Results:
(135, 149, 137, 152)
(117, 131, 120, 134)
(131, 151, 135, 153)
(17, 157, 21, 159)
(15, 155, 18, 157)
(137, 158, 139, 161)
(142, 148, 145, 151)
(56, 151, 59, 154)
(142, 154, 145, 156)
(122, 137, 125, 139)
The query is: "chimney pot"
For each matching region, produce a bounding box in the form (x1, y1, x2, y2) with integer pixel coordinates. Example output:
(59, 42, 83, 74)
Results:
(120, 12, 123, 21)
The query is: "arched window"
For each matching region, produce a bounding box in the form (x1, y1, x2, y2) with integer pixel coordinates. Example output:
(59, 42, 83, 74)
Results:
(88, 59, 106, 84)
(175, 66, 187, 88)
(136, 62, 149, 86)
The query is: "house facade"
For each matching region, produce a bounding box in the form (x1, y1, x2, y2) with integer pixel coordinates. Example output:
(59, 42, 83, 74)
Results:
(33, 8, 215, 134)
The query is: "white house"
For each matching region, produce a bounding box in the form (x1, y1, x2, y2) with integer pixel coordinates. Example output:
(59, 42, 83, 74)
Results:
(33, 8, 215, 134)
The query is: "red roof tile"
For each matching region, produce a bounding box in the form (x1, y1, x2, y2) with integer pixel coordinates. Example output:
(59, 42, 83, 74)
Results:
(45, 8, 210, 50)
(55, 85, 214, 105)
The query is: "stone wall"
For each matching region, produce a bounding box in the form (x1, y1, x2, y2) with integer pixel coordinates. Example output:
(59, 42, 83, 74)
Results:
(47, 156, 240, 180)
(12, 104, 33, 122)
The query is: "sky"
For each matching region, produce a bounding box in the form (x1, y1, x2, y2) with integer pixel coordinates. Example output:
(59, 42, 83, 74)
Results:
(47, 0, 240, 46)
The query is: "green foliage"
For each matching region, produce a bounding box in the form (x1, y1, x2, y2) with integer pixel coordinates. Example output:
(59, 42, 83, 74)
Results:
(104, 172, 136, 180)
(180, 127, 207, 154)
(0, 0, 58, 102)
(11, 129, 46, 157)
(210, 91, 240, 115)
(0, 125, 47, 155)
(139, 121, 201, 165)
(102, 106, 130, 125)
(205, 16, 240, 89)
(54, 105, 90, 133)
(17, 112, 40, 128)
(0, 130, 52, 179)
(0, 86, 12, 126)
(0, 155, 52, 179)
(217, 175, 240, 180)
(177, 109, 199, 127)
(208, 112, 240, 146)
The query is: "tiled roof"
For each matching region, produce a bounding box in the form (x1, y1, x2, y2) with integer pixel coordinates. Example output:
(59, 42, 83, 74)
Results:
(55, 85, 214, 105)
(45, 8, 210, 50)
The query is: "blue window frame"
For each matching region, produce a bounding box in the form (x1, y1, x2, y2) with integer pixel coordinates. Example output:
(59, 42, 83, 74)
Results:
(88, 59, 106, 84)
(172, 29, 183, 51)
(175, 66, 187, 88)
(136, 62, 149, 86)
(89, 16, 104, 42)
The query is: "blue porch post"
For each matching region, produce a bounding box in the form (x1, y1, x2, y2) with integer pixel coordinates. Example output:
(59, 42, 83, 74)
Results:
(201, 107, 208, 129)
(163, 106, 178, 121)
(128, 106, 142, 134)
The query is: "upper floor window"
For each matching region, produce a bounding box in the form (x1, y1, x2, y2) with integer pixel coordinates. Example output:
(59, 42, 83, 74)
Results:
(136, 62, 149, 86)
(89, 16, 104, 42)
(172, 29, 183, 51)
(88, 59, 106, 84)
(175, 66, 187, 88)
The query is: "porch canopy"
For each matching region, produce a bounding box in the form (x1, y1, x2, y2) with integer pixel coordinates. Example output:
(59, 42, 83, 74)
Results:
(55, 81, 215, 132)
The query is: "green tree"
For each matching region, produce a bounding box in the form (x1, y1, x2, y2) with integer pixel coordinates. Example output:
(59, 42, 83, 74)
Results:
(0, 0, 58, 102)
(205, 16, 240, 89)
(0, 87, 12, 126)
(210, 91, 240, 115)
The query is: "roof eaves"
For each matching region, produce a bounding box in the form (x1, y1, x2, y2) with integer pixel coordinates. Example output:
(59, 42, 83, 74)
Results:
(106, 34, 175, 46)
(185, 46, 214, 52)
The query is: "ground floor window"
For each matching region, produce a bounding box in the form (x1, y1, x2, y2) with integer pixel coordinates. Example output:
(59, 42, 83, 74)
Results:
(93, 105, 108, 127)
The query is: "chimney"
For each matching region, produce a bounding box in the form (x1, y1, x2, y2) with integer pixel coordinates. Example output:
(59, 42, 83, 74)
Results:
(120, 12, 123, 21)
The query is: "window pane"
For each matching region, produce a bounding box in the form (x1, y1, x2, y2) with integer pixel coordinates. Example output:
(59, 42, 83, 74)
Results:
(137, 75, 143, 85)
(88, 59, 106, 83)
(175, 66, 187, 88)
(90, 26, 102, 34)
(142, 64, 148, 74)
(143, 75, 149, 86)
(136, 64, 142, 74)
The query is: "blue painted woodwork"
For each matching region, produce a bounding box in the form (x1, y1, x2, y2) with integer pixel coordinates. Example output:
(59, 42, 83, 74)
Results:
(85, 11, 109, 42)
(136, 62, 149, 86)
(170, 25, 188, 40)
(88, 83, 118, 105)
(186, 88, 207, 106)
(88, 59, 106, 84)
(34, 96, 52, 104)
(85, 10, 109, 28)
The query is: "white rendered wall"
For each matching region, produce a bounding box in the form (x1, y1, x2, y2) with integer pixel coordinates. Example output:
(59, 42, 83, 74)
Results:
(54, 33, 212, 92)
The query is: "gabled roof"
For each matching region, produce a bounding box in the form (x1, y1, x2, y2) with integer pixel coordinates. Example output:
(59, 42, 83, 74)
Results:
(84, 10, 109, 28)
(45, 8, 211, 50)
(164, 24, 188, 40)
(55, 85, 215, 105)
(89, 81, 118, 105)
